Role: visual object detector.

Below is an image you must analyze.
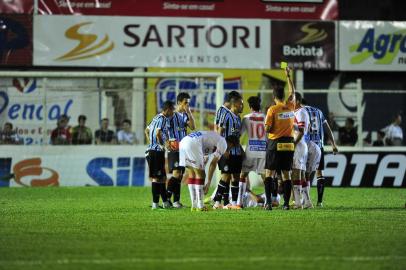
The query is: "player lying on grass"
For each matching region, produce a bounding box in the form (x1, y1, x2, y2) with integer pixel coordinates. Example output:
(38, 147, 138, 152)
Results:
(179, 131, 239, 211)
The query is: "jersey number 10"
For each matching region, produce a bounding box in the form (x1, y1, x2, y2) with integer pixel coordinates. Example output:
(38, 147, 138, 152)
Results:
(249, 122, 265, 139)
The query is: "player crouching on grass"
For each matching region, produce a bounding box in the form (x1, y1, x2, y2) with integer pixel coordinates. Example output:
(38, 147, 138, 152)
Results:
(179, 131, 239, 211)
(145, 101, 175, 210)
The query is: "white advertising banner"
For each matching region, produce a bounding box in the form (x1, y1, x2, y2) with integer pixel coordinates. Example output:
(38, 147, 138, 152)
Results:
(34, 15, 270, 69)
(339, 21, 406, 71)
(0, 78, 99, 145)
(0, 146, 148, 187)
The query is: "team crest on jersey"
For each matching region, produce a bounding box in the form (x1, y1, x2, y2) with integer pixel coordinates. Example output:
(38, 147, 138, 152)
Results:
(174, 161, 179, 167)
(224, 165, 229, 172)
(278, 112, 295, 119)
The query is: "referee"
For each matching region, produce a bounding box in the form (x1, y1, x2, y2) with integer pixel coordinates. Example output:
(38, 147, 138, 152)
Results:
(264, 67, 296, 210)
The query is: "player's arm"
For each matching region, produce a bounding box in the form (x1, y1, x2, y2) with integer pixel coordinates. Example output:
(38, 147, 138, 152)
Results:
(156, 128, 166, 149)
(144, 127, 150, 144)
(240, 117, 247, 137)
(264, 108, 273, 133)
(186, 106, 196, 131)
(323, 121, 338, 153)
(204, 156, 220, 194)
(294, 127, 304, 145)
(285, 67, 296, 103)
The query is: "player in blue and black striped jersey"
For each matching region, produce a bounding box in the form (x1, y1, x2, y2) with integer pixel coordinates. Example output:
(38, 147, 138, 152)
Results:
(213, 92, 244, 209)
(166, 92, 195, 208)
(303, 103, 338, 207)
(214, 90, 241, 132)
(145, 100, 175, 210)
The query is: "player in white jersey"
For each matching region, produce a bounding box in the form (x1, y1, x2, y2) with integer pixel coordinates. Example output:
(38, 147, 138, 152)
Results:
(237, 96, 267, 208)
(292, 93, 311, 209)
(179, 131, 238, 211)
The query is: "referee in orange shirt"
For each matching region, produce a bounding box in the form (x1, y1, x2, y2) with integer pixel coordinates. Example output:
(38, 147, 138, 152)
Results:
(264, 67, 296, 210)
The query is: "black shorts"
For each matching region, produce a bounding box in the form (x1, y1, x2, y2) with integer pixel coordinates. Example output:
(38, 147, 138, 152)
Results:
(317, 147, 325, 170)
(265, 137, 294, 171)
(146, 150, 166, 179)
(167, 151, 185, 174)
(218, 154, 243, 174)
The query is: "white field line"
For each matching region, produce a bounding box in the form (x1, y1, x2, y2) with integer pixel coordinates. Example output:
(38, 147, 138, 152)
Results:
(1, 256, 405, 266)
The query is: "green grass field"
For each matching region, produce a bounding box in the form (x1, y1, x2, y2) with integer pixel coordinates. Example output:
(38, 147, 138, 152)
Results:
(0, 187, 405, 270)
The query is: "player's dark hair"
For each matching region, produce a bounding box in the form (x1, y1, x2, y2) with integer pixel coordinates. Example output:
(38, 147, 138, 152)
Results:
(123, 119, 131, 125)
(295, 92, 303, 104)
(247, 96, 261, 111)
(301, 98, 307, 105)
(225, 135, 239, 146)
(273, 86, 285, 101)
(162, 100, 175, 111)
(229, 92, 242, 105)
(226, 91, 241, 103)
(177, 92, 190, 104)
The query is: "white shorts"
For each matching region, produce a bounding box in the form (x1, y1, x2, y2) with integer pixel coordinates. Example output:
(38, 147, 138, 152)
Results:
(179, 136, 204, 170)
(306, 141, 321, 173)
(293, 140, 308, 171)
(242, 157, 265, 174)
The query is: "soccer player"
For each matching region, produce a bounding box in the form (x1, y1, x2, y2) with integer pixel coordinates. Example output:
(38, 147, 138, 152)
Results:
(179, 131, 238, 211)
(145, 101, 175, 210)
(166, 92, 195, 208)
(213, 94, 244, 209)
(303, 103, 338, 207)
(264, 66, 296, 210)
(237, 96, 267, 207)
(292, 93, 311, 209)
(214, 90, 240, 132)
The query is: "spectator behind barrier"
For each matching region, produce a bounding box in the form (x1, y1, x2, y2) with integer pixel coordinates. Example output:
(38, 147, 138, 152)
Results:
(0, 122, 22, 145)
(117, 119, 139, 145)
(51, 114, 71, 145)
(382, 113, 403, 146)
(71, 115, 93, 145)
(338, 117, 357, 146)
(372, 130, 385, 146)
(95, 118, 116, 145)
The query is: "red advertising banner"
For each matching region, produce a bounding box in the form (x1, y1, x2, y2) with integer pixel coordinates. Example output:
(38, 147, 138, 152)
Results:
(0, 0, 33, 14)
(271, 21, 335, 70)
(38, 0, 338, 20)
(0, 15, 33, 66)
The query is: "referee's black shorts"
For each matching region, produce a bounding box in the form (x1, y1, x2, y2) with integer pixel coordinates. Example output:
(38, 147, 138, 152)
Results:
(167, 151, 185, 174)
(146, 150, 166, 179)
(265, 137, 294, 171)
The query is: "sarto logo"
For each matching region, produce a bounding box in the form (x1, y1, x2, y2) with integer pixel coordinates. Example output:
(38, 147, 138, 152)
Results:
(56, 22, 114, 61)
(13, 158, 59, 187)
(350, 28, 406, 65)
